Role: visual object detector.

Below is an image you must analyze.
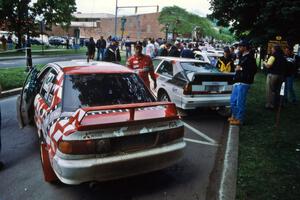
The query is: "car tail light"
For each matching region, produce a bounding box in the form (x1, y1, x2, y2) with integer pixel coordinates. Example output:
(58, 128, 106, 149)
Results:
(183, 84, 192, 95)
(157, 126, 184, 145)
(183, 84, 209, 95)
(58, 139, 111, 155)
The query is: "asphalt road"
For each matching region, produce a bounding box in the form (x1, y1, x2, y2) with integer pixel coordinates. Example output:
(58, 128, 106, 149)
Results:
(0, 54, 86, 69)
(0, 95, 228, 200)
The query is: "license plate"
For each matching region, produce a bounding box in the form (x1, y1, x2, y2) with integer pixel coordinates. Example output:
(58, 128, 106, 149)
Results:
(205, 85, 225, 92)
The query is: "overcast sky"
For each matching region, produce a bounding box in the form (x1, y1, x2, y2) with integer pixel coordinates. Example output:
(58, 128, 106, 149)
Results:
(75, 0, 212, 17)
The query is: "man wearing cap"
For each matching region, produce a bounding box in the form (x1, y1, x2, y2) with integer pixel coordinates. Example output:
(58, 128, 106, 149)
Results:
(104, 38, 121, 63)
(127, 43, 157, 89)
(216, 47, 235, 73)
(229, 41, 257, 125)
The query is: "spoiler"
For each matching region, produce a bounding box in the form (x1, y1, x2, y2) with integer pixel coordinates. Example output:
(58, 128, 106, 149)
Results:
(74, 102, 179, 131)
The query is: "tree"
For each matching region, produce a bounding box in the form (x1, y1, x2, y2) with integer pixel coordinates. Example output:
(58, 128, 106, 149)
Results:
(0, 0, 76, 48)
(158, 6, 234, 43)
(209, 0, 300, 45)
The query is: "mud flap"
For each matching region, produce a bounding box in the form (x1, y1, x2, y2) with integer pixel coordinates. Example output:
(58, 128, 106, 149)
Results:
(40, 142, 58, 182)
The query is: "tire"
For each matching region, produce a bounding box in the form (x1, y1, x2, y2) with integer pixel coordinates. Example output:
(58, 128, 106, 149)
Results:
(157, 90, 171, 102)
(39, 141, 58, 183)
(217, 106, 231, 117)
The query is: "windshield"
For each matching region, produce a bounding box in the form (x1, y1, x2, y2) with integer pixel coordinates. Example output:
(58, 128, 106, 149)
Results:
(180, 62, 220, 81)
(62, 73, 155, 112)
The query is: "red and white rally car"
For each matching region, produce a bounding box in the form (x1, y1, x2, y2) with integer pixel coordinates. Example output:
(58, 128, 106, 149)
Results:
(17, 60, 185, 185)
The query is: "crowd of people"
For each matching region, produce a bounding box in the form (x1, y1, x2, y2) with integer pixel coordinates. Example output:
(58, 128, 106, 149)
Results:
(85, 35, 298, 126)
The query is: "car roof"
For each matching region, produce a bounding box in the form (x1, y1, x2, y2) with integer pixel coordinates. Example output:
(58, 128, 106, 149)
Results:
(51, 60, 133, 75)
(155, 56, 207, 63)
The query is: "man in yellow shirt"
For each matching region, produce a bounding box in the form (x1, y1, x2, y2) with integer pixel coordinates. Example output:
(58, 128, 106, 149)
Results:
(216, 47, 235, 73)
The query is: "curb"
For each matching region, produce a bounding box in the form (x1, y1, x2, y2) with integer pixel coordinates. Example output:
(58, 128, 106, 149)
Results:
(218, 125, 240, 200)
(0, 88, 22, 98)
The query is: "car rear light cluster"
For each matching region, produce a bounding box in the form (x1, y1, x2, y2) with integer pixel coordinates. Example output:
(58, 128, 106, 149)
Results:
(58, 126, 184, 155)
(183, 84, 207, 95)
(58, 139, 111, 155)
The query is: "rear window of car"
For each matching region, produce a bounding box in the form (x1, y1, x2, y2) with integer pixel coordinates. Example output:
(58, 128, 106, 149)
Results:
(62, 73, 155, 112)
(180, 62, 220, 81)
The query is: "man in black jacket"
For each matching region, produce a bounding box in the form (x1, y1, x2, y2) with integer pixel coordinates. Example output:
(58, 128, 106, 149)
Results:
(229, 41, 257, 125)
(104, 39, 121, 63)
(96, 36, 106, 61)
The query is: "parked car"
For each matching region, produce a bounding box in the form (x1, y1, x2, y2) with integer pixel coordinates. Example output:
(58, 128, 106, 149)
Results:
(16, 60, 185, 185)
(194, 51, 223, 66)
(153, 57, 234, 110)
(49, 36, 66, 46)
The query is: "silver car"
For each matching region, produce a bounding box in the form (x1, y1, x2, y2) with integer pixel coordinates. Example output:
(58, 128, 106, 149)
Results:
(153, 57, 234, 110)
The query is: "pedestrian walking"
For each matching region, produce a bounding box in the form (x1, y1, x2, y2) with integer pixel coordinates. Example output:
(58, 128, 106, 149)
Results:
(96, 36, 106, 61)
(216, 47, 235, 73)
(127, 42, 157, 89)
(284, 46, 297, 104)
(229, 41, 257, 125)
(264, 45, 287, 109)
(124, 36, 132, 60)
(86, 37, 96, 62)
(1, 35, 7, 51)
(104, 39, 121, 63)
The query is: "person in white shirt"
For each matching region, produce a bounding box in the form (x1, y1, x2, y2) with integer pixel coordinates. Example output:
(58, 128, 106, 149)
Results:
(146, 39, 155, 59)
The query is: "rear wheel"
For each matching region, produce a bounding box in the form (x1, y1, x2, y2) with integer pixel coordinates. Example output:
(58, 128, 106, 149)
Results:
(217, 106, 231, 117)
(39, 140, 58, 183)
(157, 91, 171, 102)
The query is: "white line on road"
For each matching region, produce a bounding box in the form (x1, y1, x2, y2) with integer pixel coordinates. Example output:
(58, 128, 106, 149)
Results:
(183, 122, 217, 144)
(184, 138, 219, 146)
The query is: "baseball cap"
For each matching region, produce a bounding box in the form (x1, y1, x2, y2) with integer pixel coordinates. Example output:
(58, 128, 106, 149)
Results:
(238, 40, 250, 47)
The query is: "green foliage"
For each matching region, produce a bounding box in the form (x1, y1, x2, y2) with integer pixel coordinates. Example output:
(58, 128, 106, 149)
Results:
(237, 73, 300, 199)
(158, 6, 234, 42)
(210, 0, 300, 45)
(0, 0, 76, 47)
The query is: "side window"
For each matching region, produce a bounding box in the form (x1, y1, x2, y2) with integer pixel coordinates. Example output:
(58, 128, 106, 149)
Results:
(156, 61, 173, 77)
(196, 54, 204, 61)
(40, 68, 58, 106)
(152, 59, 162, 70)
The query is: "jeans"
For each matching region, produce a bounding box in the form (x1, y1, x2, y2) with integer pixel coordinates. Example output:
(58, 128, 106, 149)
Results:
(126, 47, 132, 59)
(230, 83, 250, 122)
(285, 75, 297, 103)
(97, 48, 106, 61)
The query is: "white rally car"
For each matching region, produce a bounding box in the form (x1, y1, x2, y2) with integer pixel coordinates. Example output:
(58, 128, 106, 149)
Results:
(153, 57, 234, 110)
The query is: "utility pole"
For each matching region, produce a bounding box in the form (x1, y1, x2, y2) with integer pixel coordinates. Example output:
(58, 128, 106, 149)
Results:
(114, 0, 118, 37)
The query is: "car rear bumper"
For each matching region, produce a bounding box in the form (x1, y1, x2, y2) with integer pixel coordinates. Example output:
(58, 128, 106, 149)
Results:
(180, 94, 231, 109)
(52, 140, 186, 185)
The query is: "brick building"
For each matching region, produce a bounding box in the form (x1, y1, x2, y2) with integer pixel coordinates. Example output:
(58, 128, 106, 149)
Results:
(48, 12, 165, 41)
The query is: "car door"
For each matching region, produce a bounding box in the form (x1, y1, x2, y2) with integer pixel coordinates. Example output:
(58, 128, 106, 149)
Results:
(16, 67, 40, 128)
(155, 60, 181, 105)
(37, 68, 60, 135)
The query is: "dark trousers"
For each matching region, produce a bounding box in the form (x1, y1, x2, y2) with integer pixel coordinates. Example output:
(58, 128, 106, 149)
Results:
(266, 74, 284, 108)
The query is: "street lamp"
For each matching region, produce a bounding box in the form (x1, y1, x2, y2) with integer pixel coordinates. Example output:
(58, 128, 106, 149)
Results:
(165, 23, 169, 41)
